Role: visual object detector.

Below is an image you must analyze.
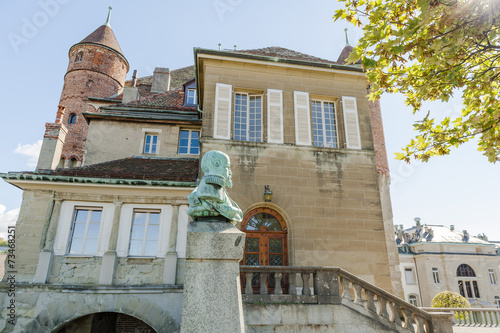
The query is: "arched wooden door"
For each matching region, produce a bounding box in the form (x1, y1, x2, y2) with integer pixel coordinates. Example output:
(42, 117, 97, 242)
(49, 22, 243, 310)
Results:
(241, 207, 288, 292)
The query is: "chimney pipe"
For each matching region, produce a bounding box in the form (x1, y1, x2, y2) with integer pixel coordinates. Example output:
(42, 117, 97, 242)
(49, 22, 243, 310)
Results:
(55, 105, 66, 124)
(131, 69, 138, 87)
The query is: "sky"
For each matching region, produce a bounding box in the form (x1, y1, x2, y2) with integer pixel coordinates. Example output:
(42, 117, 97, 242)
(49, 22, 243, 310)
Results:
(0, 0, 499, 241)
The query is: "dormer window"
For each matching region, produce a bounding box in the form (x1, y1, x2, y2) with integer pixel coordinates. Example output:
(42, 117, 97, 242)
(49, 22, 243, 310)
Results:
(75, 51, 83, 63)
(183, 81, 197, 106)
(187, 89, 197, 105)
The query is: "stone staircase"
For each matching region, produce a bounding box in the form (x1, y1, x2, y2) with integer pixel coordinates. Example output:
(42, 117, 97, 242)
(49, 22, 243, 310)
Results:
(240, 266, 451, 332)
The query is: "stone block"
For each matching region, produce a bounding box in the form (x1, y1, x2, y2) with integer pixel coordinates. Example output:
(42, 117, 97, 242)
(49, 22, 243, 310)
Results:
(185, 222, 245, 260)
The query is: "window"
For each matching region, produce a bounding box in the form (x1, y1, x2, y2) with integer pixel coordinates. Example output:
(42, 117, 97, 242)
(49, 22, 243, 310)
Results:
(128, 210, 160, 256)
(489, 269, 497, 285)
(432, 267, 440, 284)
(69, 113, 76, 124)
(408, 294, 419, 307)
(457, 264, 480, 298)
(233, 93, 262, 142)
(144, 133, 158, 154)
(457, 264, 476, 277)
(67, 208, 102, 255)
(405, 268, 416, 284)
(311, 100, 337, 148)
(495, 296, 500, 308)
(186, 88, 197, 105)
(75, 51, 83, 63)
(178, 130, 199, 155)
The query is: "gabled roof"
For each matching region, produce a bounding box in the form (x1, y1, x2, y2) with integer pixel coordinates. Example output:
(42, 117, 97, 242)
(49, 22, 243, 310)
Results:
(75, 24, 125, 57)
(27, 157, 199, 183)
(235, 46, 339, 65)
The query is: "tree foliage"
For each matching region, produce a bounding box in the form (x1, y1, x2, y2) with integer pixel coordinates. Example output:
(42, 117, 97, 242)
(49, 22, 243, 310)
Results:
(431, 291, 471, 308)
(334, 0, 500, 162)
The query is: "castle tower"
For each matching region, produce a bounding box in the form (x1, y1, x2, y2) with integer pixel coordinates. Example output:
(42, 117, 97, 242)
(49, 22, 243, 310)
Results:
(36, 7, 129, 169)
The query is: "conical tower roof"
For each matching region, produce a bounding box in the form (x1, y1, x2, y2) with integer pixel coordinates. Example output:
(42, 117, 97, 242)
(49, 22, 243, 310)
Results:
(76, 24, 124, 56)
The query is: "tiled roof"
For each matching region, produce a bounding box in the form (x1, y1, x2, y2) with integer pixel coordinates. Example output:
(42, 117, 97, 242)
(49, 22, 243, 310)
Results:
(77, 25, 124, 56)
(234, 46, 338, 65)
(44, 157, 199, 182)
(126, 66, 196, 90)
(118, 88, 197, 111)
(336, 45, 362, 65)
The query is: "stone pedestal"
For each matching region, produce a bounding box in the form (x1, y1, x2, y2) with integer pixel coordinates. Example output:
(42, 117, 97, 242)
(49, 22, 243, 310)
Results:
(180, 221, 246, 333)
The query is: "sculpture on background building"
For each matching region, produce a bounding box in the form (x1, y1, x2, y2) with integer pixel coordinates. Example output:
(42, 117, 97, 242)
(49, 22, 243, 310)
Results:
(187, 150, 242, 224)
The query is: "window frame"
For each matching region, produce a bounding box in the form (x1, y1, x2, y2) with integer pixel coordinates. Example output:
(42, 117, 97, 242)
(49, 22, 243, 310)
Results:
(489, 269, 498, 285)
(233, 92, 263, 142)
(66, 207, 103, 256)
(310, 99, 338, 148)
(408, 294, 419, 307)
(53, 202, 114, 257)
(404, 267, 416, 285)
(116, 204, 175, 258)
(178, 129, 200, 155)
(128, 209, 161, 257)
(186, 88, 197, 105)
(140, 128, 162, 155)
(432, 267, 441, 284)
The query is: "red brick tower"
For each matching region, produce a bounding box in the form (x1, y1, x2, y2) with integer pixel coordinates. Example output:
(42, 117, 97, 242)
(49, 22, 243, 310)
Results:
(44, 8, 128, 168)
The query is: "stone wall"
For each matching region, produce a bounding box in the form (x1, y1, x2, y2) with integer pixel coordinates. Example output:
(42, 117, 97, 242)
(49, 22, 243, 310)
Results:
(198, 58, 397, 293)
(84, 120, 201, 166)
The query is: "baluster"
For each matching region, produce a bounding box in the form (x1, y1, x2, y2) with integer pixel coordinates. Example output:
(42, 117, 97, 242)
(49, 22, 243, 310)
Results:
(378, 297, 389, 319)
(413, 314, 425, 333)
(259, 272, 268, 295)
(401, 308, 414, 329)
(289, 272, 297, 295)
(495, 311, 499, 327)
(245, 272, 253, 294)
(393, 305, 402, 326)
(387, 301, 396, 322)
(365, 290, 376, 312)
(302, 272, 311, 295)
(274, 272, 283, 295)
(342, 278, 351, 301)
(353, 283, 363, 305)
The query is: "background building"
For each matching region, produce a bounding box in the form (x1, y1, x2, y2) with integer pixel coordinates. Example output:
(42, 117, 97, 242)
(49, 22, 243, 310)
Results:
(397, 218, 500, 308)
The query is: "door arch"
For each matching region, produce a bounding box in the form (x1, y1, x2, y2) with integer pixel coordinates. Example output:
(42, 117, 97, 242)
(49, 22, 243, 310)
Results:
(241, 207, 289, 293)
(241, 207, 288, 267)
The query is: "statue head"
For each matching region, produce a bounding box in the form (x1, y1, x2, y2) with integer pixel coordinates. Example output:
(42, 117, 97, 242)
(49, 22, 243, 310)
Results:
(200, 150, 233, 188)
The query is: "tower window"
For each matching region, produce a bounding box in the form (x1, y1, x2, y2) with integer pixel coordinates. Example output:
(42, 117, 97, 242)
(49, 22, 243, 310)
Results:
(69, 113, 76, 124)
(75, 51, 83, 63)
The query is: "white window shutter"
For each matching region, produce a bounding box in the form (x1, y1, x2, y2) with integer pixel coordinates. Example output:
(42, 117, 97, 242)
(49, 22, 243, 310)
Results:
(342, 96, 362, 149)
(294, 91, 311, 146)
(214, 83, 232, 139)
(267, 89, 283, 144)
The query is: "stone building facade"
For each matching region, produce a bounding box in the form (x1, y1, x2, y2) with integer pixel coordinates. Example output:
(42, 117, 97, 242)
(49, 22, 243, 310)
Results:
(1, 16, 407, 332)
(397, 219, 500, 308)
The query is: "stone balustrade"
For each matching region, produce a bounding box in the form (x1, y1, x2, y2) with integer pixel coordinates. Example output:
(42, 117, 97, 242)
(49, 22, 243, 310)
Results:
(424, 307, 500, 327)
(240, 266, 435, 333)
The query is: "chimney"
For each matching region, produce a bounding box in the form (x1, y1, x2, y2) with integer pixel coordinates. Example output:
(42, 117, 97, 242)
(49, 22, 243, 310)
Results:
(131, 69, 138, 87)
(151, 67, 170, 93)
(122, 69, 140, 104)
(55, 105, 66, 124)
(463, 230, 469, 242)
